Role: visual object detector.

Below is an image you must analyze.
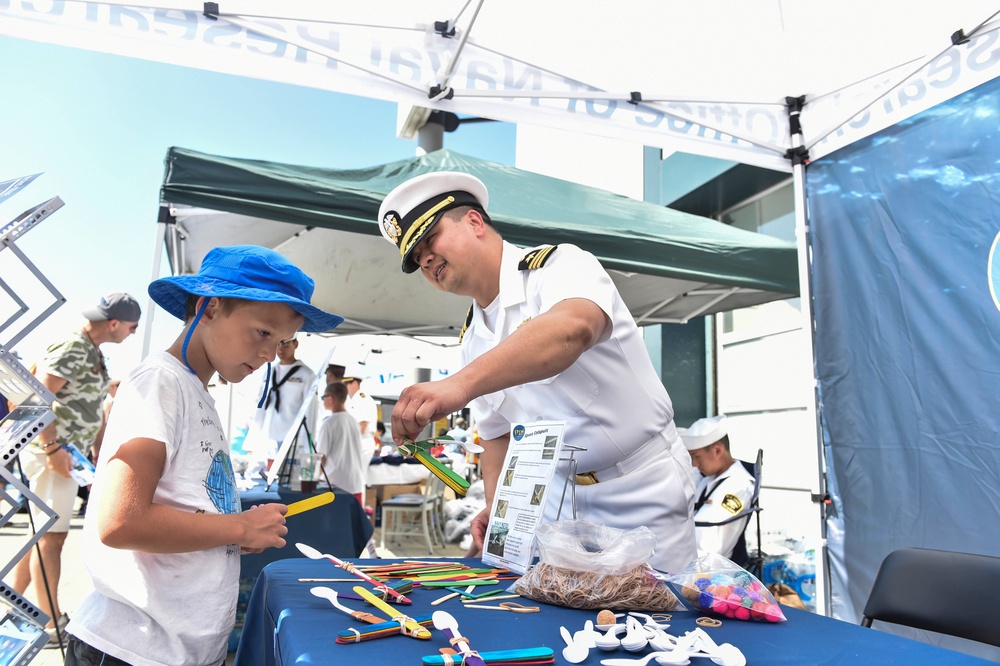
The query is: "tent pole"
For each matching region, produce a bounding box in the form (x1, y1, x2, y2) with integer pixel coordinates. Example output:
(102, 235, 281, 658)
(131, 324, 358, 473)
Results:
(786, 95, 831, 617)
(792, 161, 830, 617)
(142, 213, 169, 361)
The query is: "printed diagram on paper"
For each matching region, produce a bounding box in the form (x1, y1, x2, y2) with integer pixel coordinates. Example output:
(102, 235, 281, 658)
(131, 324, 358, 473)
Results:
(482, 421, 565, 574)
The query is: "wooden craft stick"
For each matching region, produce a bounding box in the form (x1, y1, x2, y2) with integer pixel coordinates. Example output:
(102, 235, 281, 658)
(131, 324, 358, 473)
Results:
(285, 492, 335, 517)
(431, 592, 460, 606)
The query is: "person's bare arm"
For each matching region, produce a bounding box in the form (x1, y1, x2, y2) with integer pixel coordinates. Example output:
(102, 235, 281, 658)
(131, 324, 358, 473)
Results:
(392, 298, 608, 443)
(37, 373, 72, 478)
(98, 437, 287, 553)
(468, 434, 509, 551)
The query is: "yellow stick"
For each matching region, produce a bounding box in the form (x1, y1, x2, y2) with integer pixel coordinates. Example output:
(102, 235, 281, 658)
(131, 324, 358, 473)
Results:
(353, 586, 431, 639)
(285, 492, 335, 517)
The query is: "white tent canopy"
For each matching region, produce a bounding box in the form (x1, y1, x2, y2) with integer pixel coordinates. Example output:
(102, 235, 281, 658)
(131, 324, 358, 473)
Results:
(4, 1, 999, 171)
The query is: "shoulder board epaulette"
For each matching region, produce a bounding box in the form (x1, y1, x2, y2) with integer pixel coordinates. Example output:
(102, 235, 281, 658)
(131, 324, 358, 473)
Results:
(518, 245, 558, 270)
(458, 305, 473, 343)
(359, 393, 366, 398)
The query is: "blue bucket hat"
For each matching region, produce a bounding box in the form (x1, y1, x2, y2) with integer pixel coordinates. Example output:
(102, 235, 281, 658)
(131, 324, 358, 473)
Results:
(148, 245, 343, 333)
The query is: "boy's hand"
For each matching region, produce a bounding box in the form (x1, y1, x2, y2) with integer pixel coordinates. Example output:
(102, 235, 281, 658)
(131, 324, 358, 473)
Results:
(241, 503, 288, 550)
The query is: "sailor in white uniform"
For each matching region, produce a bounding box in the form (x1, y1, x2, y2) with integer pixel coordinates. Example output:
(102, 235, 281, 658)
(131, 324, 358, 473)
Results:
(681, 415, 756, 561)
(376, 171, 697, 573)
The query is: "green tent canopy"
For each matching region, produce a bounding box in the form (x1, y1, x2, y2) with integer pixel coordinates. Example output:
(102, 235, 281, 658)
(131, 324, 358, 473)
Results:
(159, 147, 798, 336)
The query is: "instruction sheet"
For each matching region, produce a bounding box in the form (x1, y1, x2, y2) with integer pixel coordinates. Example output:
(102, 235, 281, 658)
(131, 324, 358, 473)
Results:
(482, 421, 566, 574)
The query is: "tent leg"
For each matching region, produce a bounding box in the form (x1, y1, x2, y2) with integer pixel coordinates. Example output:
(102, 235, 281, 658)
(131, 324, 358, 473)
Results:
(791, 163, 830, 617)
(142, 218, 169, 361)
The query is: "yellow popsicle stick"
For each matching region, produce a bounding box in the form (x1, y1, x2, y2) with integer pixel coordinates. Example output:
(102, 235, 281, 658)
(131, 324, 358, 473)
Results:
(285, 492, 335, 517)
(353, 586, 431, 639)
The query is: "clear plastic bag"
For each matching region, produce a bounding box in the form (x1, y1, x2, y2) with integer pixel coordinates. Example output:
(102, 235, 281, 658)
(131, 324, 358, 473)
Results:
(668, 551, 786, 622)
(513, 520, 681, 611)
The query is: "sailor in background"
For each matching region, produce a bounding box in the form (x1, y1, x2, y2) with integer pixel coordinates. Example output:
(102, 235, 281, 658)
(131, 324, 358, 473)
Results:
(252, 337, 314, 461)
(682, 414, 755, 561)
(343, 375, 378, 448)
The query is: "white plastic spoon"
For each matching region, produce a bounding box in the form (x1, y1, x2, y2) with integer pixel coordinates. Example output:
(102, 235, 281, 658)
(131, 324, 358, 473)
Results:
(708, 644, 746, 666)
(308, 587, 382, 624)
(620, 616, 649, 652)
(560, 626, 589, 664)
(600, 651, 690, 666)
(462, 441, 485, 453)
(433, 611, 487, 666)
(595, 623, 625, 651)
(647, 629, 681, 652)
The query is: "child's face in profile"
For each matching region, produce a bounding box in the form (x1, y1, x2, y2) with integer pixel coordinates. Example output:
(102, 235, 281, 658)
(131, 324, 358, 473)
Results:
(207, 300, 304, 383)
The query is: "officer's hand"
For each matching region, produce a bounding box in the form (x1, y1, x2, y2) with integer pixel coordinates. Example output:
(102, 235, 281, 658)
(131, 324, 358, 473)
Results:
(391, 378, 471, 444)
(469, 507, 489, 550)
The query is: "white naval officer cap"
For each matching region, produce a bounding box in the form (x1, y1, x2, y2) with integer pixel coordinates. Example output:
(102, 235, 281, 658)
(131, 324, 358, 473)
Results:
(679, 414, 728, 451)
(378, 171, 490, 274)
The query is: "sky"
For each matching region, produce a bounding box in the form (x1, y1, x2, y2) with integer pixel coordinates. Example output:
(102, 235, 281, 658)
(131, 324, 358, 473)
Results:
(0, 36, 515, 380)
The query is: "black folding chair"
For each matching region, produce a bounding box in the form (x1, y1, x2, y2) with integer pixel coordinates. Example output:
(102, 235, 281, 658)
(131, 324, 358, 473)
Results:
(861, 547, 1000, 648)
(695, 448, 763, 578)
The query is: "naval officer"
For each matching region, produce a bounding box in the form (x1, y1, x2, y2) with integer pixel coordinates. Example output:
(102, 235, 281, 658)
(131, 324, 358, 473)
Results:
(378, 171, 696, 572)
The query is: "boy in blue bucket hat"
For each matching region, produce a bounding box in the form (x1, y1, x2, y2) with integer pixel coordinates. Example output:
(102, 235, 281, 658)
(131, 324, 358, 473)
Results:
(65, 246, 343, 666)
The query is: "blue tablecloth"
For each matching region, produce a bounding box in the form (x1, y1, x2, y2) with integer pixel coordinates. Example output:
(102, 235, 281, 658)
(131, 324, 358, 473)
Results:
(234, 558, 993, 665)
(232, 482, 373, 650)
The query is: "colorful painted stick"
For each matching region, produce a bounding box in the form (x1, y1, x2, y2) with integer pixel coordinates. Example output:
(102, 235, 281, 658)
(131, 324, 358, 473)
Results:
(353, 586, 430, 639)
(398, 438, 471, 496)
(295, 543, 412, 605)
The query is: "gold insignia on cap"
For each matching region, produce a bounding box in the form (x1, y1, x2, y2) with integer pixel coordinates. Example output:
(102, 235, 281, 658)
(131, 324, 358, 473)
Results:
(518, 244, 558, 270)
(721, 493, 744, 515)
(383, 212, 402, 244)
(400, 196, 456, 258)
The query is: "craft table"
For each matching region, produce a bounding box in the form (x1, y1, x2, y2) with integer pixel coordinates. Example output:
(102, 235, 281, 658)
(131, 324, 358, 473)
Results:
(234, 558, 994, 665)
(232, 482, 373, 649)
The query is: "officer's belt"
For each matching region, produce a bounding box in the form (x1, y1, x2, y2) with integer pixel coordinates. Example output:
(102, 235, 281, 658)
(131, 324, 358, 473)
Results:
(574, 425, 674, 486)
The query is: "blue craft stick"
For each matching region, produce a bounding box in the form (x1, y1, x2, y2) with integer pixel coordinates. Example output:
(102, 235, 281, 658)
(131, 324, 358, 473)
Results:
(336, 613, 434, 639)
(421, 647, 555, 665)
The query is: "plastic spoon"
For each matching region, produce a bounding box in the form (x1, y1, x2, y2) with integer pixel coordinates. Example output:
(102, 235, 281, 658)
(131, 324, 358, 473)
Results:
(594, 623, 625, 651)
(708, 644, 746, 666)
(560, 626, 589, 664)
(433, 611, 487, 666)
(308, 587, 382, 624)
(600, 651, 690, 666)
(462, 441, 485, 454)
(620, 616, 649, 652)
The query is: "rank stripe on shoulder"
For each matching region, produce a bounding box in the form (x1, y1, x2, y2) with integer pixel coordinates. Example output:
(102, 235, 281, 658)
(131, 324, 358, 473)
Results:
(518, 245, 558, 270)
(458, 305, 473, 343)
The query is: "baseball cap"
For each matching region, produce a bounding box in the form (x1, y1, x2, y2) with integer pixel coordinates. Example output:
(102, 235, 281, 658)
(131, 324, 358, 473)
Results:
(82, 292, 142, 322)
(377, 171, 489, 273)
(148, 245, 343, 333)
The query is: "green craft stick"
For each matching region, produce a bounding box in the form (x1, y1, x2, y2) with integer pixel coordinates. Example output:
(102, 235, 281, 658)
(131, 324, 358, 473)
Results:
(445, 586, 510, 599)
(420, 580, 499, 588)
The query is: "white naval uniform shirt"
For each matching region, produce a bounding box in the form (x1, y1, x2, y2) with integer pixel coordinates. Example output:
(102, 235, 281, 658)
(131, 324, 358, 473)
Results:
(464, 241, 697, 572)
(346, 391, 378, 441)
(254, 360, 315, 445)
(693, 459, 756, 559)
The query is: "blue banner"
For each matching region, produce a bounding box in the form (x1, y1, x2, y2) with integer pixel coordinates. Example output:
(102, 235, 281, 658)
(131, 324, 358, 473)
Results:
(808, 75, 1000, 658)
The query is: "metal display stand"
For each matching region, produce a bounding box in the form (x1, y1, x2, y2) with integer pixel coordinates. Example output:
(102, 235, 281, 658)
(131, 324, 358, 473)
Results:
(0, 177, 68, 665)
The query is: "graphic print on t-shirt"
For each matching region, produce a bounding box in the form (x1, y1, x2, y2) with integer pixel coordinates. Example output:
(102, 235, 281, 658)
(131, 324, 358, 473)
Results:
(204, 450, 239, 514)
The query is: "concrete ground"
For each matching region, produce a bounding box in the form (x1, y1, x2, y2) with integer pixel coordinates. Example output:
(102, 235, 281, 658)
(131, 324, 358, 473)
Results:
(0, 496, 468, 666)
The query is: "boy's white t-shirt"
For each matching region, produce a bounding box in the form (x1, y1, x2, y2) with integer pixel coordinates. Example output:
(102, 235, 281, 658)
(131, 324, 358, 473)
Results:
(314, 411, 366, 496)
(68, 351, 241, 666)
